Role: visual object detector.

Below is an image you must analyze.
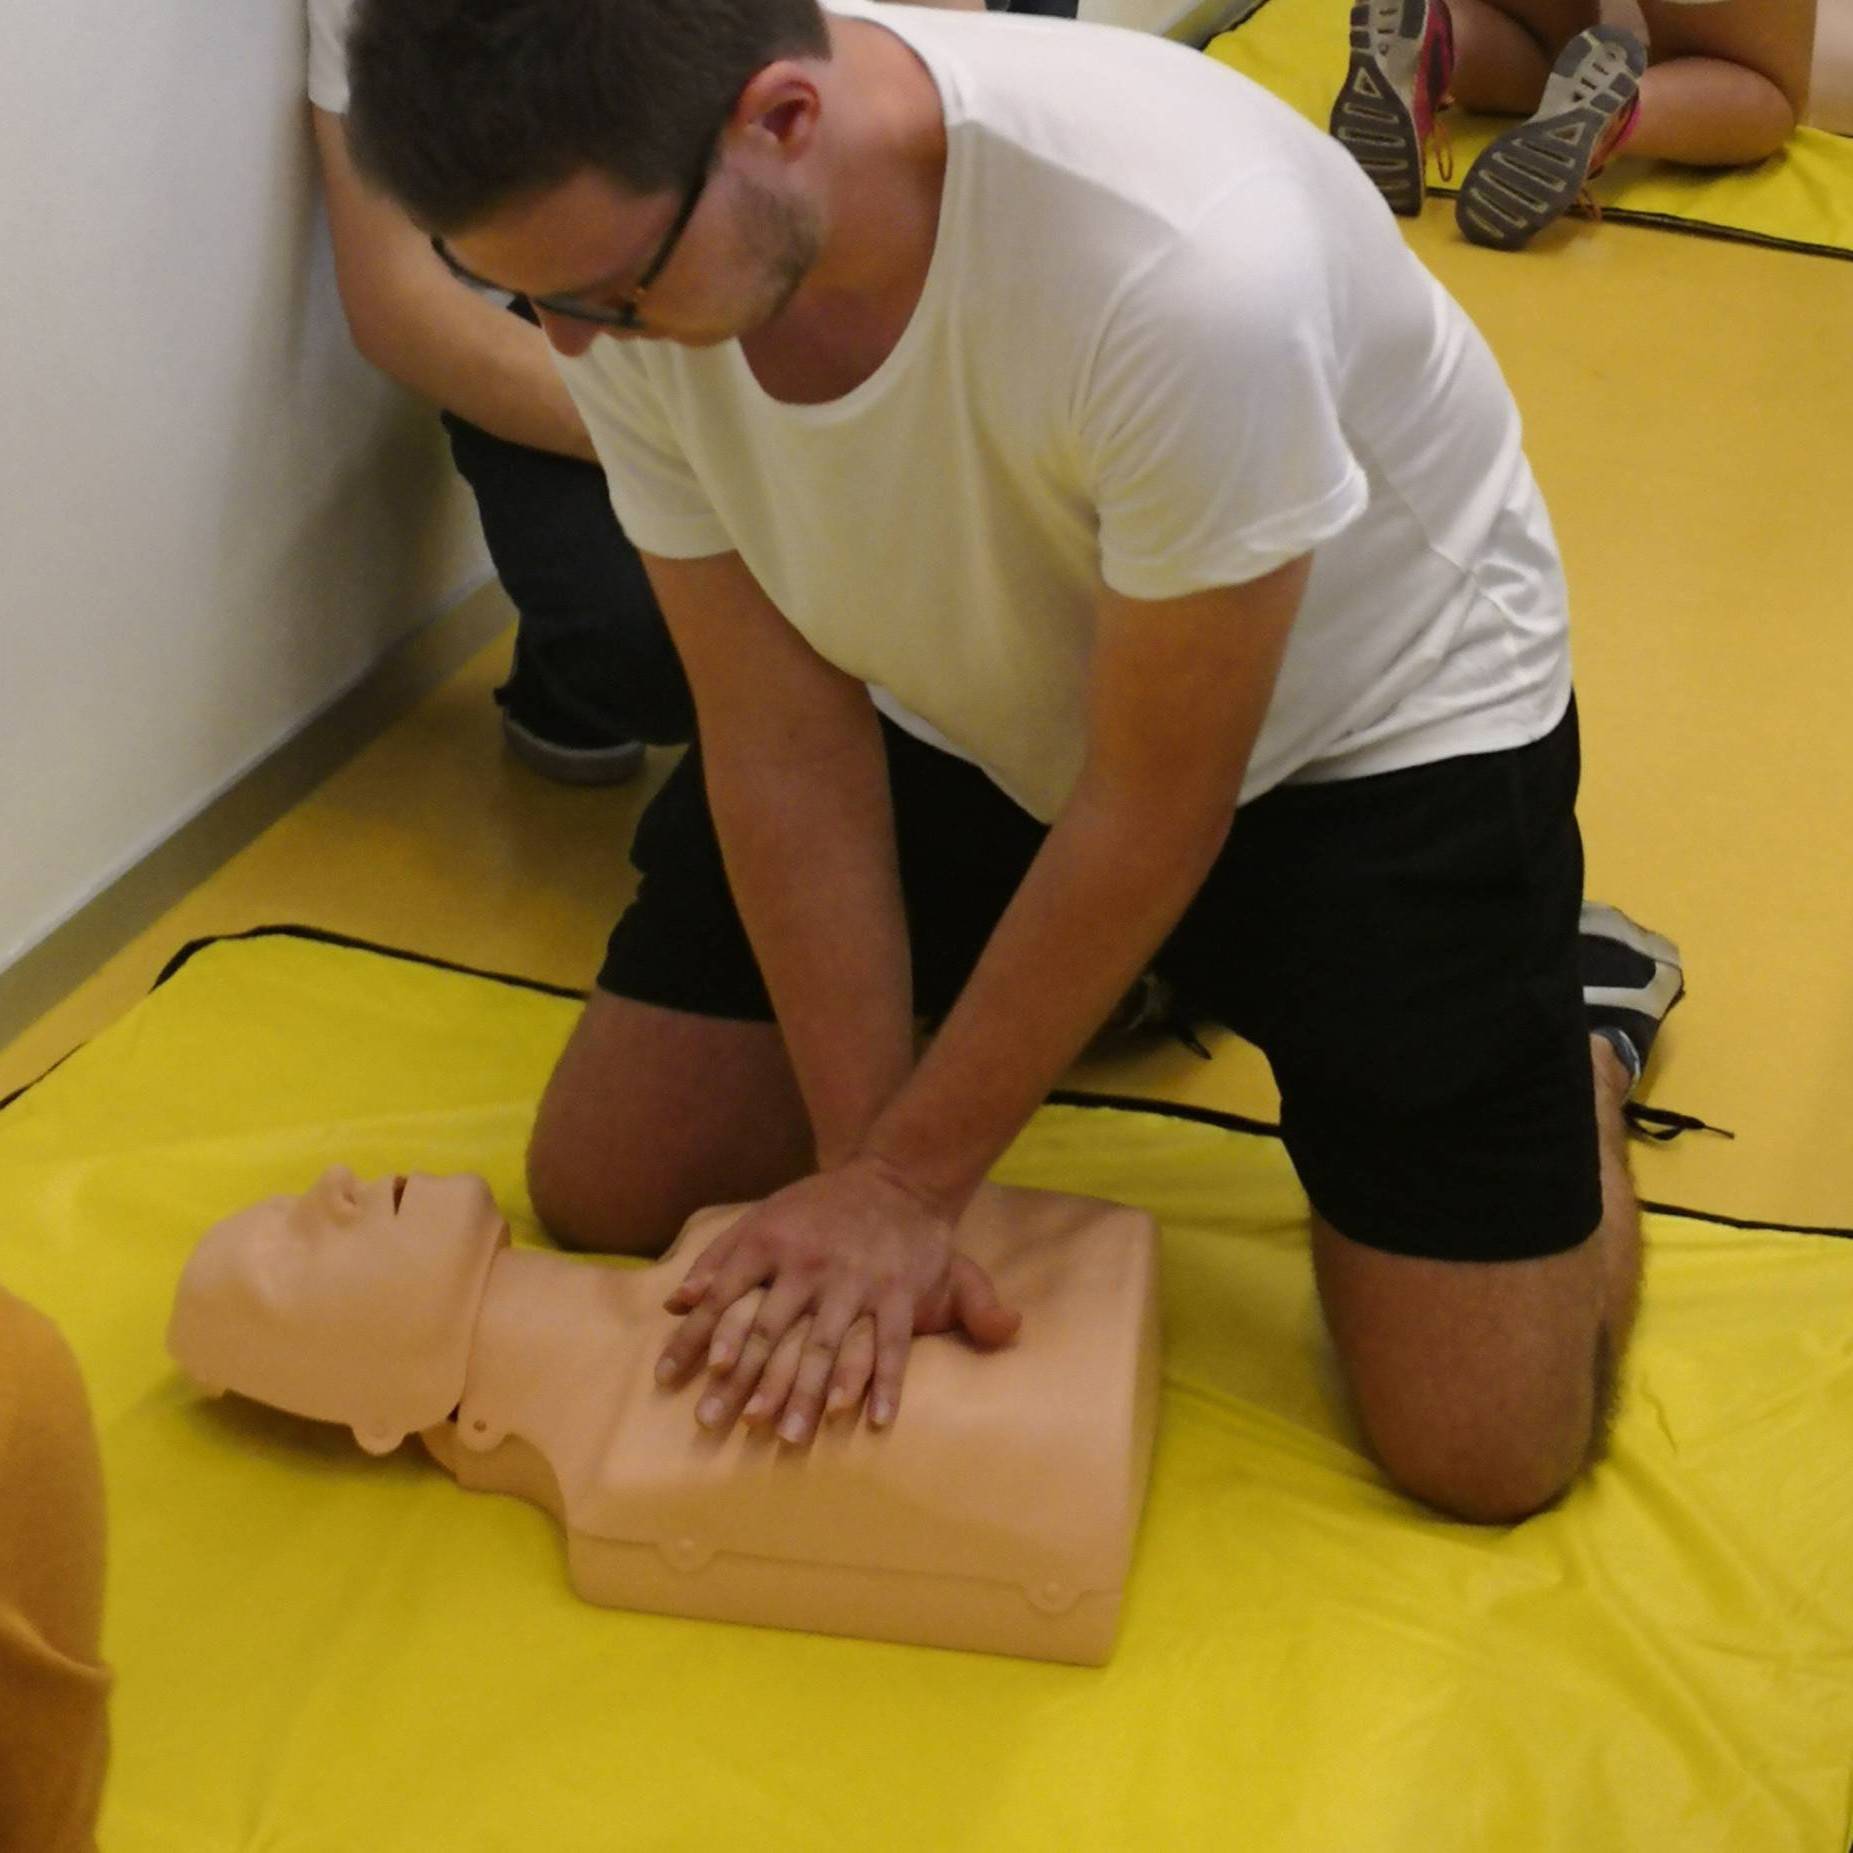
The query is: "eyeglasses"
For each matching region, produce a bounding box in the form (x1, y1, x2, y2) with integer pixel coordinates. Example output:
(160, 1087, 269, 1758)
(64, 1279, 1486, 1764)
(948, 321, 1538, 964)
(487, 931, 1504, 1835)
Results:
(434, 128, 722, 331)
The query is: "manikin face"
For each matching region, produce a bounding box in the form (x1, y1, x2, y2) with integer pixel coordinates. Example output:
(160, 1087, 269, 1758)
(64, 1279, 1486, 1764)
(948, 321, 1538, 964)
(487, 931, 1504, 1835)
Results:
(168, 1168, 508, 1451)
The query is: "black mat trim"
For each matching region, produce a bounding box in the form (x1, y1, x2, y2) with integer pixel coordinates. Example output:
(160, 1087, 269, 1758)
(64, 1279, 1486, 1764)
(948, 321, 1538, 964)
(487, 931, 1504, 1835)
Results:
(1424, 185, 1853, 264)
(0, 1052, 72, 1113)
(1637, 1199, 1852, 1242)
(1, 925, 587, 1114)
(1047, 1087, 1281, 1141)
(150, 923, 589, 1004)
(5, 926, 1847, 1240)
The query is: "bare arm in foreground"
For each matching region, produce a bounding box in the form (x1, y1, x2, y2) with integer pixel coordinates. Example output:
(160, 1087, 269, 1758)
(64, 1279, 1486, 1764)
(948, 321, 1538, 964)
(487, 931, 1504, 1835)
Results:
(650, 548, 1309, 1442)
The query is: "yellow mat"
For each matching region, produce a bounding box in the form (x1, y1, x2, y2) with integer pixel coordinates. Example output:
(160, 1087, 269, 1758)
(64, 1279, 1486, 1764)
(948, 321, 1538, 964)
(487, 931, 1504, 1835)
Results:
(1210, 0, 1853, 259)
(2, 929, 1850, 1851)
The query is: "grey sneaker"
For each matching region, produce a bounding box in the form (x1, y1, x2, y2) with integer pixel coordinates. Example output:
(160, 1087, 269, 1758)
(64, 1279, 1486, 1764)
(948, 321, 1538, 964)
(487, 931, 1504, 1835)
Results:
(1328, 0, 1456, 217)
(1456, 25, 1645, 250)
(1580, 901, 1683, 1089)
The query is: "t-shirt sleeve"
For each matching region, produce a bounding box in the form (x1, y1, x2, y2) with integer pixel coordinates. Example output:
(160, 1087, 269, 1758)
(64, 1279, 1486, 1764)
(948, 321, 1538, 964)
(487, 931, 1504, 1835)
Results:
(306, 0, 356, 112)
(557, 351, 734, 560)
(1081, 170, 1369, 602)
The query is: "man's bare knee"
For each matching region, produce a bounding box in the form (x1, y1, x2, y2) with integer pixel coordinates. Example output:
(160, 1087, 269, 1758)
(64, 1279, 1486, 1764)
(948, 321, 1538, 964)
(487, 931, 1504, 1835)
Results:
(1373, 1424, 1584, 1526)
(1311, 1215, 1626, 1525)
(523, 993, 813, 1258)
(1363, 1319, 1621, 1524)
(525, 1116, 682, 1258)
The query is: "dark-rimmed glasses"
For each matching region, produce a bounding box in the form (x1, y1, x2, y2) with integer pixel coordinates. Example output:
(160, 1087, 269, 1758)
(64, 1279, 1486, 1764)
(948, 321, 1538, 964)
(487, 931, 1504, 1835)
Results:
(434, 127, 723, 330)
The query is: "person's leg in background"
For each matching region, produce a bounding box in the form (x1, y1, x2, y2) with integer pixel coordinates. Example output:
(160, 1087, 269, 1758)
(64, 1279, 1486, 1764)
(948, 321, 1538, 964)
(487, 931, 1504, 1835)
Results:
(1450, 7, 1646, 248)
(1452, 0, 1816, 162)
(1329, 0, 1619, 226)
(1446, 0, 1600, 111)
(1626, 0, 1816, 164)
(441, 299, 696, 786)
(1332, 0, 1816, 248)
(0, 1289, 110, 1852)
(1452, 0, 1817, 245)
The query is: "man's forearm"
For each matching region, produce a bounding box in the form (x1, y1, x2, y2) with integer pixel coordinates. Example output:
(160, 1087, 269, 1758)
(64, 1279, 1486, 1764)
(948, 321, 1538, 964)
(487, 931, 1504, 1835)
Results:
(702, 694, 918, 1167)
(858, 770, 1236, 1214)
(359, 282, 596, 461)
(855, 558, 1307, 1215)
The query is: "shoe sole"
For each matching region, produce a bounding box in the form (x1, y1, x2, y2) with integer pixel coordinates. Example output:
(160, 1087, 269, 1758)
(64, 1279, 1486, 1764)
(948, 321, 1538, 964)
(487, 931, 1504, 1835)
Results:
(1329, 0, 1430, 217)
(1580, 901, 1685, 1021)
(501, 714, 647, 788)
(1455, 26, 1645, 250)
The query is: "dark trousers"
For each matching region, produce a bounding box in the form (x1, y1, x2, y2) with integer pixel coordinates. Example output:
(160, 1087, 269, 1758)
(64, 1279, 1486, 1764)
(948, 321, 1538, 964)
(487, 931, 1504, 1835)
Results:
(439, 304, 695, 750)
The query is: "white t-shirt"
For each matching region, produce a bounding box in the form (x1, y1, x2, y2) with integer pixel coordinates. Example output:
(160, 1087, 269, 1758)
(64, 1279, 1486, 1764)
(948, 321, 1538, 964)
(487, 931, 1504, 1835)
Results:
(568, 3, 1571, 820)
(306, 0, 356, 112)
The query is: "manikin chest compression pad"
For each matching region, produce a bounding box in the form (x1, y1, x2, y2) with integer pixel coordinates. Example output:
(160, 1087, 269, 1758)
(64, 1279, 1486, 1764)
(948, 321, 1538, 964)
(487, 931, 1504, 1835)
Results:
(1, 929, 1848, 1852)
(1210, 0, 1853, 261)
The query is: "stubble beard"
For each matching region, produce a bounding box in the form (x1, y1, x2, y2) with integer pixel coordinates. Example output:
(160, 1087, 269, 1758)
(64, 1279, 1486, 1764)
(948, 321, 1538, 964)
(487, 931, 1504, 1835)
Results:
(732, 175, 823, 335)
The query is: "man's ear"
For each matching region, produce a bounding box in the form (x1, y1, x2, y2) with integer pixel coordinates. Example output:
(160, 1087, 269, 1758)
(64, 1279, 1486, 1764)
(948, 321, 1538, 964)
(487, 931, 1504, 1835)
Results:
(732, 60, 824, 167)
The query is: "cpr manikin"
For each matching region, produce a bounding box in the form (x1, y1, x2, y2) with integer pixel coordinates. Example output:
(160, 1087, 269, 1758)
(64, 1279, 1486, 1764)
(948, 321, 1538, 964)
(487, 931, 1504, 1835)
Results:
(167, 1169, 1160, 1664)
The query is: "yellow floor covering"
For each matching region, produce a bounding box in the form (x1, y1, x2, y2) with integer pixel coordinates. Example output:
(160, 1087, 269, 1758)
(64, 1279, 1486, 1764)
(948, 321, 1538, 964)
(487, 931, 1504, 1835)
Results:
(3, 930, 1849, 1851)
(4, 206, 1849, 1230)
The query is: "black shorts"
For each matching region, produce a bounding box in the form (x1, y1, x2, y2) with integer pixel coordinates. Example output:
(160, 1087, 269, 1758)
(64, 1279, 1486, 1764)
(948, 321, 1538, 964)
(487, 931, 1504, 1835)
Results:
(598, 700, 1603, 1265)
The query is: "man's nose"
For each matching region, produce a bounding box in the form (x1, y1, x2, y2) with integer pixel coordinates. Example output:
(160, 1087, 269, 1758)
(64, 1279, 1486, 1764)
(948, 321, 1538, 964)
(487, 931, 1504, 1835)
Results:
(533, 305, 604, 358)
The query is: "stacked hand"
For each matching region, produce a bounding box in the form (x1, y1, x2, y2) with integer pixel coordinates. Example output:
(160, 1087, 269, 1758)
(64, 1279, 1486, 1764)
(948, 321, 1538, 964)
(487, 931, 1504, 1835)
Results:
(655, 1156, 1022, 1445)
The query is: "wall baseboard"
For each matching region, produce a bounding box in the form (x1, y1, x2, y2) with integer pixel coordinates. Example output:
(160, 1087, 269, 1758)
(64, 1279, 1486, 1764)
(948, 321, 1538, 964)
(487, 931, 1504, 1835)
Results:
(0, 575, 512, 1054)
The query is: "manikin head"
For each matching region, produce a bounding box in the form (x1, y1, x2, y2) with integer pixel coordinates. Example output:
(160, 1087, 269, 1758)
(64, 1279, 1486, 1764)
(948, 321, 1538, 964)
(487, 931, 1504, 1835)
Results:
(344, 0, 842, 353)
(167, 1168, 509, 1454)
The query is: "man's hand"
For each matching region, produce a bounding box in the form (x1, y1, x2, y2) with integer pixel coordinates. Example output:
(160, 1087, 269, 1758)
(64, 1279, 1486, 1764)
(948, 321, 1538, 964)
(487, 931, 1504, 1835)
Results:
(655, 1157, 1021, 1445)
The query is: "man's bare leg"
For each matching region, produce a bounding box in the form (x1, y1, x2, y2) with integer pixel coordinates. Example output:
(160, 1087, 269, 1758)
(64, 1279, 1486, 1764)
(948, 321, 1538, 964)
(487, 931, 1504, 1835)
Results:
(1312, 1034, 1639, 1526)
(527, 992, 816, 1257)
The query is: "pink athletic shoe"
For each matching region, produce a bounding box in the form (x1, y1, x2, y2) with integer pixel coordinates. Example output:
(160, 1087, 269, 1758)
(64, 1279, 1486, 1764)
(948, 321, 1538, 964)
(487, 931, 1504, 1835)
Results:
(1456, 25, 1645, 250)
(1328, 0, 1457, 217)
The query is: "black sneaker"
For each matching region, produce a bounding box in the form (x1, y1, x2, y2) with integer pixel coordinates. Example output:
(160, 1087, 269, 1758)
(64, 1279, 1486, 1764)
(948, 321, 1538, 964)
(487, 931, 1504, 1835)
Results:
(1581, 902, 1683, 1090)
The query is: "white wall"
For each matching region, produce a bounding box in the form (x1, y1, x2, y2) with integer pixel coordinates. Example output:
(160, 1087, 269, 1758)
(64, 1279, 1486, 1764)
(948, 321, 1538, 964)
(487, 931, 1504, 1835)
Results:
(0, 1, 488, 973)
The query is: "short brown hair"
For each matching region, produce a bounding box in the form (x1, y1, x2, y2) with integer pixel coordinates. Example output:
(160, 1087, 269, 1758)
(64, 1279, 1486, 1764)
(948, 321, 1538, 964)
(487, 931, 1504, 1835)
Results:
(346, 0, 831, 231)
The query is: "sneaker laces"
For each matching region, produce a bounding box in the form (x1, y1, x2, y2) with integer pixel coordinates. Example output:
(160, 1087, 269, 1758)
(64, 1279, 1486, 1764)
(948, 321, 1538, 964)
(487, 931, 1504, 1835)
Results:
(1430, 110, 1455, 185)
(1623, 1101, 1737, 1144)
(1419, 0, 1458, 183)
(1574, 91, 1642, 223)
